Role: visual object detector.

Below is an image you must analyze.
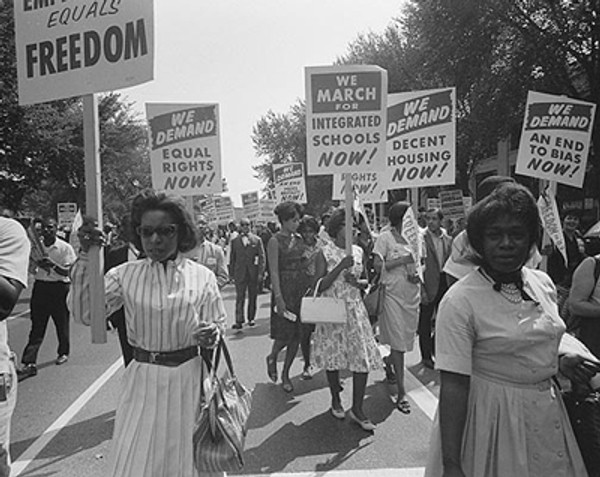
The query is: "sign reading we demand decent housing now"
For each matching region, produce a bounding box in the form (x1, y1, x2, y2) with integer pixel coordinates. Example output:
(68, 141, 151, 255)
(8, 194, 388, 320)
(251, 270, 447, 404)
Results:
(385, 88, 456, 189)
(146, 103, 222, 196)
(14, 0, 153, 105)
(305, 65, 388, 175)
(516, 91, 596, 188)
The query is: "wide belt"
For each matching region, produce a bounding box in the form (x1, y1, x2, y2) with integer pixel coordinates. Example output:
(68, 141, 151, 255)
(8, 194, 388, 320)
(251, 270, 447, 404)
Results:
(133, 346, 198, 367)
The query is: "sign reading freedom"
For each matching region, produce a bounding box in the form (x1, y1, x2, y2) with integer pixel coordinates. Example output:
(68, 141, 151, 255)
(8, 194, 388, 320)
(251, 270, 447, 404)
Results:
(14, 0, 154, 105)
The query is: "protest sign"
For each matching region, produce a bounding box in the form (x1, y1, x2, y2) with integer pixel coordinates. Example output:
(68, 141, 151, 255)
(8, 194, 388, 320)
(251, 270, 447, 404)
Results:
(146, 103, 222, 196)
(385, 88, 456, 189)
(332, 172, 388, 204)
(57, 202, 77, 229)
(537, 188, 567, 264)
(401, 207, 423, 280)
(14, 0, 153, 105)
(258, 199, 277, 223)
(273, 163, 307, 203)
(305, 65, 388, 175)
(213, 196, 235, 225)
(241, 191, 260, 221)
(426, 198, 441, 210)
(439, 189, 465, 220)
(516, 92, 596, 188)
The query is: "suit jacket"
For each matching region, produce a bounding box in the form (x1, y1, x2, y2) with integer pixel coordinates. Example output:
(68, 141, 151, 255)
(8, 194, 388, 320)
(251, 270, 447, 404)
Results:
(229, 233, 265, 281)
(422, 228, 452, 304)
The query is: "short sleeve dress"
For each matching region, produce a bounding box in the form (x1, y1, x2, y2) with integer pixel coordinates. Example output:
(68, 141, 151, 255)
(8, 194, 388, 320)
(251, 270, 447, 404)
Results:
(425, 267, 587, 477)
(312, 241, 382, 373)
(270, 232, 309, 341)
(373, 229, 420, 352)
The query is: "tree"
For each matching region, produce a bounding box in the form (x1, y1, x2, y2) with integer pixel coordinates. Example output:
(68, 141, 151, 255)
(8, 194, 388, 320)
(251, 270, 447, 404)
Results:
(252, 101, 335, 216)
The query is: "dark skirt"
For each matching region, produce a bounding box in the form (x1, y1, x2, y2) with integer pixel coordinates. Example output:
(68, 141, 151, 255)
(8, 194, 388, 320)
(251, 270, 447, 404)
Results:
(270, 270, 309, 342)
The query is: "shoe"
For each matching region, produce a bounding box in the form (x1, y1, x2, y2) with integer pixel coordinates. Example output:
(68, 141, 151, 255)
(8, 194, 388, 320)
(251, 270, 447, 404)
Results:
(421, 358, 435, 370)
(301, 368, 312, 380)
(17, 364, 37, 380)
(396, 398, 411, 414)
(266, 355, 278, 383)
(248, 320, 256, 327)
(347, 409, 376, 432)
(330, 407, 345, 420)
(56, 355, 68, 365)
(232, 323, 242, 330)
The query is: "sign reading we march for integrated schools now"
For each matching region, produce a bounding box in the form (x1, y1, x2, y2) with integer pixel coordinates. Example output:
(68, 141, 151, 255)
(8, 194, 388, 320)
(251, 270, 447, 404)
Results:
(305, 65, 388, 175)
(273, 163, 307, 203)
(146, 103, 222, 196)
(385, 88, 456, 189)
(516, 91, 596, 188)
(14, 0, 153, 105)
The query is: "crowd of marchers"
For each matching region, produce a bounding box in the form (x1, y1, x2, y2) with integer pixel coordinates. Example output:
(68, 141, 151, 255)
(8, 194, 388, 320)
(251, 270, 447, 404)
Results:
(1, 176, 600, 476)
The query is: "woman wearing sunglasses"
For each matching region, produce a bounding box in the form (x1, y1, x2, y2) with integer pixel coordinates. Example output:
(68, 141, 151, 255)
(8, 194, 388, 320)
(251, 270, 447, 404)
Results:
(68, 189, 226, 477)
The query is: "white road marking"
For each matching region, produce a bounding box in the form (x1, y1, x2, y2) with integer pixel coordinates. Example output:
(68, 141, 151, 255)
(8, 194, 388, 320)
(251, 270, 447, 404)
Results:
(7, 309, 29, 321)
(241, 469, 425, 476)
(405, 370, 438, 420)
(10, 358, 123, 477)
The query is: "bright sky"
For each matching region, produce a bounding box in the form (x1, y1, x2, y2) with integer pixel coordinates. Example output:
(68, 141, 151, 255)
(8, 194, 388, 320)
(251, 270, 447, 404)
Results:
(121, 0, 403, 206)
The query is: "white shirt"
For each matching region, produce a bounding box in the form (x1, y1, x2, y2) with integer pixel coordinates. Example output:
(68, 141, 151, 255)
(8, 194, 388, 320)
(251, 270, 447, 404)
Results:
(34, 237, 76, 283)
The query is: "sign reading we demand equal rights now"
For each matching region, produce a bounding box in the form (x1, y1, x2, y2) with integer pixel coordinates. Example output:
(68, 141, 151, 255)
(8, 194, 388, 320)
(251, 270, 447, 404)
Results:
(385, 88, 456, 189)
(516, 91, 596, 188)
(14, 0, 153, 105)
(146, 103, 223, 196)
(305, 65, 387, 175)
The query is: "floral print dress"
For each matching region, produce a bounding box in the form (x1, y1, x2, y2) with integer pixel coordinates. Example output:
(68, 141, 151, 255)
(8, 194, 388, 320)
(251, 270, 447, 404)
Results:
(312, 241, 382, 373)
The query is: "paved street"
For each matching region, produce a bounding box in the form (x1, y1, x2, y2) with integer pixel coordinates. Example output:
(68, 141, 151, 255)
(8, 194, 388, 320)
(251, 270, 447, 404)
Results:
(7, 282, 440, 476)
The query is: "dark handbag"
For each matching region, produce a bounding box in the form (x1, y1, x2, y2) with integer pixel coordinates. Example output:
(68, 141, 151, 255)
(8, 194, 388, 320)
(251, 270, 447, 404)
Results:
(562, 388, 600, 476)
(193, 338, 252, 473)
(363, 252, 386, 325)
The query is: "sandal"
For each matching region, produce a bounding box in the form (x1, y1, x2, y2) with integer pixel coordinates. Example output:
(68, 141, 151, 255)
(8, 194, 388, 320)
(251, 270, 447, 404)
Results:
(396, 398, 411, 414)
(266, 355, 277, 383)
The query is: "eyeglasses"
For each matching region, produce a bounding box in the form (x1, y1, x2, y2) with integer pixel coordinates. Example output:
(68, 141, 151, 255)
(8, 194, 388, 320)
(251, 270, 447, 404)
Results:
(136, 224, 178, 238)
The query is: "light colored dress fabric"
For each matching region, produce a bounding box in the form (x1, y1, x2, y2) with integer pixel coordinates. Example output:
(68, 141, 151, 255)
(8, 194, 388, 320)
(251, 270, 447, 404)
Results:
(312, 242, 382, 373)
(69, 254, 226, 477)
(373, 229, 420, 352)
(425, 267, 587, 477)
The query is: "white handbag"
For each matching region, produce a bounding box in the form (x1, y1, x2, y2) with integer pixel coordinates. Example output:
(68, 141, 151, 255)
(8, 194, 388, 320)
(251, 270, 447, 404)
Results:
(300, 279, 347, 324)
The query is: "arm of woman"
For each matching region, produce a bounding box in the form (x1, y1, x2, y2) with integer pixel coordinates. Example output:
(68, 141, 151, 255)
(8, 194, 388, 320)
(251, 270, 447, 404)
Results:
(314, 250, 353, 293)
(267, 236, 286, 315)
(440, 371, 470, 477)
(569, 257, 600, 318)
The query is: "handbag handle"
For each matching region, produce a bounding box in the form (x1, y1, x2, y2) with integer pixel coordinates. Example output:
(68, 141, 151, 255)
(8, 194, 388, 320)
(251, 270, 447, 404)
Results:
(373, 251, 386, 282)
(200, 336, 237, 399)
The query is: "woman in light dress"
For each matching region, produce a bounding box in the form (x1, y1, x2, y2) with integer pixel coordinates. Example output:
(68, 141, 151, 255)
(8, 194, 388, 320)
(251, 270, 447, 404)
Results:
(426, 183, 595, 477)
(69, 190, 226, 477)
(373, 201, 421, 414)
(312, 208, 382, 431)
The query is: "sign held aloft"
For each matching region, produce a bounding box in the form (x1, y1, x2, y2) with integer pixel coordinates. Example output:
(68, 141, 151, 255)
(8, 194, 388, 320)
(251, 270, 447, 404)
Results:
(332, 172, 388, 204)
(273, 163, 307, 204)
(14, 0, 154, 105)
(146, 103, 223, 196)
(305, 65, 388, 175)
(516, 91, 596, 188)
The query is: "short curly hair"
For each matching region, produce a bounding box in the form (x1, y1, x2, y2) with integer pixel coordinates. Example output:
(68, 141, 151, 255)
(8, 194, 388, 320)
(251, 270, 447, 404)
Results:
(467, 183, 540, 257)
(274, 201, 303, 224)
(298, 215, 319, 235)
(130, 189, 197, 253)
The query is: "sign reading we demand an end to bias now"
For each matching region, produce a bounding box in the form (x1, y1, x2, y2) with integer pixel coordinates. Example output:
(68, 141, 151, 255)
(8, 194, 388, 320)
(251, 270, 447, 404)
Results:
(146, 103, 222, 196)
(273, 163, 307, 204)
(516, 91, 596, 188)
(305, 65, 387, 175)
(13, 0, 153, 105)
(385, 88, 456, 189)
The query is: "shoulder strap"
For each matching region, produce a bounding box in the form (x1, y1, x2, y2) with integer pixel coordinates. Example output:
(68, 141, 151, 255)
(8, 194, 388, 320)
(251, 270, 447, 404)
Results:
(594, 255, 600, 283)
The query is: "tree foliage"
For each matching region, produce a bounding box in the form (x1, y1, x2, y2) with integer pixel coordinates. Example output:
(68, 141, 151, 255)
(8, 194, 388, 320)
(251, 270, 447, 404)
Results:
(251, 100, 335, 216)
(0, 0, 151, 219)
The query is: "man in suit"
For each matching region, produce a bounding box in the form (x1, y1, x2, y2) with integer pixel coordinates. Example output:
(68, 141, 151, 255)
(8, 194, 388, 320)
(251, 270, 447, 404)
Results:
(229, 218, 265, 329)
(419, 208, 453, 368)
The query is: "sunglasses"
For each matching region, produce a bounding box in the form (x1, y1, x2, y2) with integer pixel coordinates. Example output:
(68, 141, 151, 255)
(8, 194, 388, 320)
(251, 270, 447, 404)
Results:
(136, 224, 178, 238)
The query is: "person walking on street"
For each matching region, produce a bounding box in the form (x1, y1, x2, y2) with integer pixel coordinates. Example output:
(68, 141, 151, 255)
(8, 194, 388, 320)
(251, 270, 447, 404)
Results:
(184, 215, 229, 288)
(18, 217, 76, 379)
(419, 208, 452, 369)
(230, 218, 265, 329)
(0, 215, 30, 475)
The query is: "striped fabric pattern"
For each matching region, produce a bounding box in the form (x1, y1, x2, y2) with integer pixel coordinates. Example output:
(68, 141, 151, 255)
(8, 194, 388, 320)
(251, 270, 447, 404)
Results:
(68, 254, 227, 477)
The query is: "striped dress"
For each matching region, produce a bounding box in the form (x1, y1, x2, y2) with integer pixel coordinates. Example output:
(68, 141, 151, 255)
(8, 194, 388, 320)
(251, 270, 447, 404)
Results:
(68, 254, 226, 477)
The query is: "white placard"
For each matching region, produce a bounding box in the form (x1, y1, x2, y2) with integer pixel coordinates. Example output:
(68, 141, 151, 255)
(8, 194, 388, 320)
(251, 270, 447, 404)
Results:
(14, 0, 154, 105)
(241, 191, 260, 221)
(57, 202, 77, 228)
(273, 163, 307, 203)
(537, 188, 567, 264)
(332, 173, 388, 204)
(516, 91, 595, 188)
(305, 65, 388, 175)
(146, 103, 222, 196)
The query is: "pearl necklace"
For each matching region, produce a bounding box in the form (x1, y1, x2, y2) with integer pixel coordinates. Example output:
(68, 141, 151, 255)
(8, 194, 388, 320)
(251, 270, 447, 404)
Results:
(499, 283, 523, 304)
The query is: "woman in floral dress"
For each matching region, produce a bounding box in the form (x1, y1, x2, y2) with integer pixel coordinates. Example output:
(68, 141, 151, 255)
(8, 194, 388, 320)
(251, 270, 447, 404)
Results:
(312, 208, 382, 431)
